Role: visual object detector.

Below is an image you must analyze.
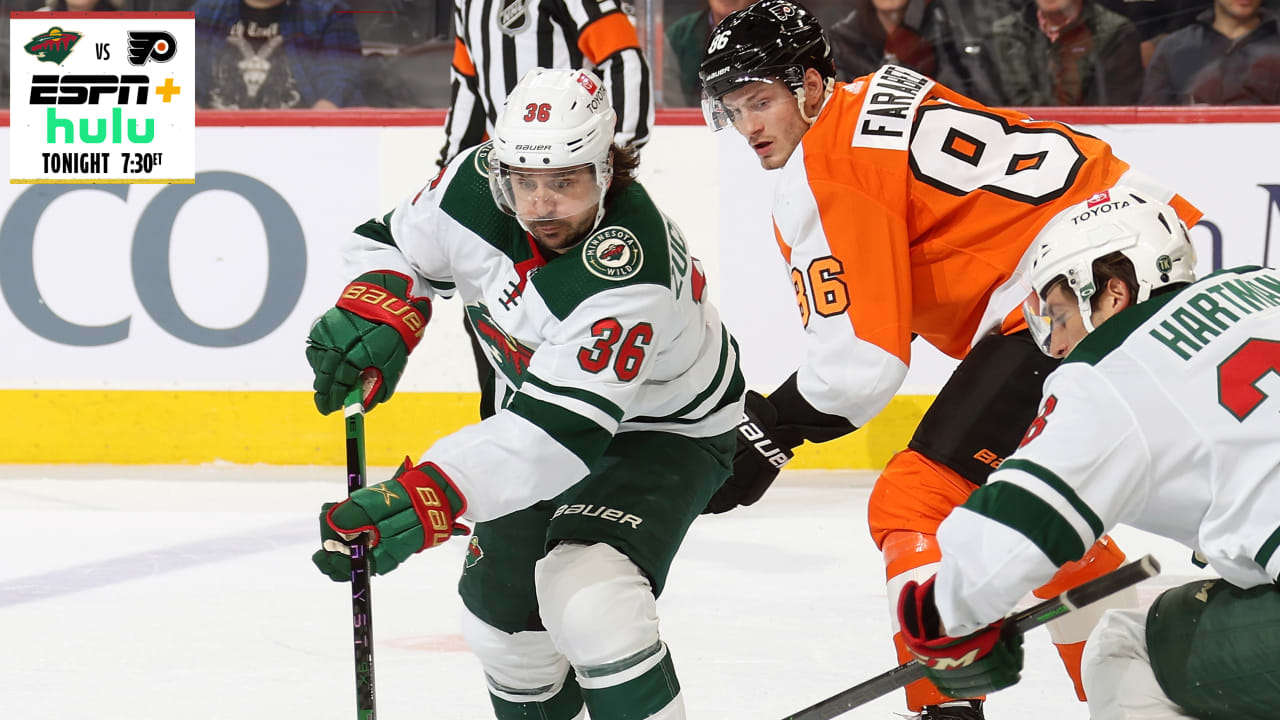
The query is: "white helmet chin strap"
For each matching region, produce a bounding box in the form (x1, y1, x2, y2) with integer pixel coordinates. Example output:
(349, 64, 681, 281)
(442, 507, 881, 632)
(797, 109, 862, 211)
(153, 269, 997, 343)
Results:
(794, 78, 834, 125)
(1076, 284, 1099, 334)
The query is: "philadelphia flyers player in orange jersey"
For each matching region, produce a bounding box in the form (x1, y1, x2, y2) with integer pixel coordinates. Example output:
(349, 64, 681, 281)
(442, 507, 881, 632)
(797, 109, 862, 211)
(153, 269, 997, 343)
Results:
(698, 2, 1202, 718)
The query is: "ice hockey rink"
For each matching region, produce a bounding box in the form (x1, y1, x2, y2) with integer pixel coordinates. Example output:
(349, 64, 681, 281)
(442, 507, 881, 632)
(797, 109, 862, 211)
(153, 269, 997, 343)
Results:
(1, 465, 1216, 720)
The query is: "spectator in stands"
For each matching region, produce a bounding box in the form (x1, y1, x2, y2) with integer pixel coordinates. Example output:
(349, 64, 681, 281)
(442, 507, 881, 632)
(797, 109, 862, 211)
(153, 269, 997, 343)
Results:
(991, 0, 1144, 105)
(1095, 0, 1212, 65)
(193, 0, 365, 109)
(918, 0, 1019, 104)
(664, 0, 753, 106)
(1141, 0, 1280, 104)
(829, 0, 937, 81)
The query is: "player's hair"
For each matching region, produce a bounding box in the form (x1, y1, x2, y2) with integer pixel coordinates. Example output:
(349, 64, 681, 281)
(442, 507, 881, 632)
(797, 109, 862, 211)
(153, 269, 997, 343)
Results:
(1044, 252, 1140, 310)
(604, 144, 640, 204)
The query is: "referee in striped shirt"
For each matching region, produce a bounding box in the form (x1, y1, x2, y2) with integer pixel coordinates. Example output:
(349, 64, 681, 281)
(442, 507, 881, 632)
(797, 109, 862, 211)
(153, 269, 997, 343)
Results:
(437, 0, 655, 170)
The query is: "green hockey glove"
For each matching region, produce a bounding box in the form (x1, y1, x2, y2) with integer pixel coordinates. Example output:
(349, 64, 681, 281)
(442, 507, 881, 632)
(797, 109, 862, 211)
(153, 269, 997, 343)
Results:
(306, 270, 432, 414)
(898, 576, 1025, 699)
(313, 458, 469, 581)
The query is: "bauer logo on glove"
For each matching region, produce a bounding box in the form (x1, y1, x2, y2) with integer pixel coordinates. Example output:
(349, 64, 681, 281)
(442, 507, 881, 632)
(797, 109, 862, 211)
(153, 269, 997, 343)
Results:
(305, 270, 433, 415)
(313, 458, 469, 581)
(737, 414, 794, 469)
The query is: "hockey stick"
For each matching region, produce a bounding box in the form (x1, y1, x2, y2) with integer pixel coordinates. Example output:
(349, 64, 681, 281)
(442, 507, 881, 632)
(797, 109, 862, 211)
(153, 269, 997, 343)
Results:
(781, 553, 1162, 720)
(344, 374, 379, 720)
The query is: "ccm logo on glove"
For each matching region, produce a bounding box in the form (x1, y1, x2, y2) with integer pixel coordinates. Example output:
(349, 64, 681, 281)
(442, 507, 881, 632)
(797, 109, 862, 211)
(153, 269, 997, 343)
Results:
(910, 646, 985, 670)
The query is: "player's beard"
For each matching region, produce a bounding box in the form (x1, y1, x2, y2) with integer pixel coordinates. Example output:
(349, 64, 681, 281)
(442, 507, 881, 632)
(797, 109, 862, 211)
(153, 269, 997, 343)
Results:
(528, 209, 596, 255)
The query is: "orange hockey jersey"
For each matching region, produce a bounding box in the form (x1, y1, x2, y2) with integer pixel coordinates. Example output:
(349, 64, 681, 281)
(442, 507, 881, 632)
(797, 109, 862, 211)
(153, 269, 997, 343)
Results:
(772, 65, 1201, 426)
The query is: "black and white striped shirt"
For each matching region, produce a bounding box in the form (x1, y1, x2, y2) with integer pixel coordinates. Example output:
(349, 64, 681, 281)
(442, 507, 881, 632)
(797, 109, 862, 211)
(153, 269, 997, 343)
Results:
(438, 0, 654, 169)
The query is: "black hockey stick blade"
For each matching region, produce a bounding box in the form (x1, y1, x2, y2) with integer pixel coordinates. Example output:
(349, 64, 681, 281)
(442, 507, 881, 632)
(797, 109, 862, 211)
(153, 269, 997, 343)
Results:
(780, 554, 1161, 720)
(344, 372, 379, 720)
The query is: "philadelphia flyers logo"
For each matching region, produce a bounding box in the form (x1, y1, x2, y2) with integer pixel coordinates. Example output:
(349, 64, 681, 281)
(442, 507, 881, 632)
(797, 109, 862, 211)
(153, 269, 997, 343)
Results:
(768, 3, 796, 21)
(127, 31, 176, 65)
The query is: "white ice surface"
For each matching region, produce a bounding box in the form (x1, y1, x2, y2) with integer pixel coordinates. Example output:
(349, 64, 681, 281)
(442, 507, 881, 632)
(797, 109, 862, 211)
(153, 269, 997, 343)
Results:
(0, 466, 1215, 720)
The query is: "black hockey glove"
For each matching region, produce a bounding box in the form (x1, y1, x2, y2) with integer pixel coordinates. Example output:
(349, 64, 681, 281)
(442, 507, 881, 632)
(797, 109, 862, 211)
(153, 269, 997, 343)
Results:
(704, 374, 856, 515)
(703, 390, 798, 514)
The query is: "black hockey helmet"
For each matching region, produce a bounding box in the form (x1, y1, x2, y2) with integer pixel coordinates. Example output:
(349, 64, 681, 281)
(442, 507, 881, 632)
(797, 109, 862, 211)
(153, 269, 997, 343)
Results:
(698, 0, 835, 119)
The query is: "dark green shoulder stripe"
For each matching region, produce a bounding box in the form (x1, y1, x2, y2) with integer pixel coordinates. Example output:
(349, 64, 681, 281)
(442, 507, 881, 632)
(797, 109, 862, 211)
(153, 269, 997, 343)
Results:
(963, 481, 1087, 566)
(998, 458, 1104, 539)
(354, 211, 396, 247)
(1066, 289, 1184, 366)
(1255, 524, 1280, 571)
(524, 373, 624, 422)
(508, 393, 613, 466)
(439, 144, 531, 262)
(1204, 265, 1263, 280)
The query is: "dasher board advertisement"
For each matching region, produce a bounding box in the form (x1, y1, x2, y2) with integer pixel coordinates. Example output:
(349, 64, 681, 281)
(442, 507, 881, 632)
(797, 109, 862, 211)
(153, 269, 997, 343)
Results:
(9, 12, 194, 185)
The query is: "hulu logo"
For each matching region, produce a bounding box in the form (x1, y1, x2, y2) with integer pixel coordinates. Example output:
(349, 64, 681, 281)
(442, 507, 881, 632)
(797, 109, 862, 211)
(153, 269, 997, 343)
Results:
(45, 107, 154, 144)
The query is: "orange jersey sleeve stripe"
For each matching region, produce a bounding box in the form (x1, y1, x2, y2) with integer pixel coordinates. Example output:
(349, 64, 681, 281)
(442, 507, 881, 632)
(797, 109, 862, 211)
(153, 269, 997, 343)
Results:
(452, 37, 477, 77)
(772, 222, 792, 264)
(577, 11, 640, 65)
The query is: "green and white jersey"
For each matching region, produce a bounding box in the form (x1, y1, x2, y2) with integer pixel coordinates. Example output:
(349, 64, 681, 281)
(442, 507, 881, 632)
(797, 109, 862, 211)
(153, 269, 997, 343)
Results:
(934, 266, 1280, 635)
(342, 143, 744, 522)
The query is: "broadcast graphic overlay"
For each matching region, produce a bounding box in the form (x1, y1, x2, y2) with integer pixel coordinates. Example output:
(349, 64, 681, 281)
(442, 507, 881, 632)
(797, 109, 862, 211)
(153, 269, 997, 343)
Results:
(9, 12, 194, 184)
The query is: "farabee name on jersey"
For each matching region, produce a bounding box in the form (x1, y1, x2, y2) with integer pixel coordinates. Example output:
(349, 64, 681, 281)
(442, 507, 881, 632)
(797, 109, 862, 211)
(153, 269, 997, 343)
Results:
(853, 65, 933, 144)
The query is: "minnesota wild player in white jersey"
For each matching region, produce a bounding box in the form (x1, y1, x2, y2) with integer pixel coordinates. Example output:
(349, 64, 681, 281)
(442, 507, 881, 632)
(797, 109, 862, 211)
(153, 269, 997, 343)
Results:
(893, 184, 1280, 719)
(304, 67, 744, 720)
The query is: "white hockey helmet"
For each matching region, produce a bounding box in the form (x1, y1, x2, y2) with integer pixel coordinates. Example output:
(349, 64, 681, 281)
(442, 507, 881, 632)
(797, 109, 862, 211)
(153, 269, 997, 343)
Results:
(489, 67, 617, 233)
(1023, 185, 1197, 355)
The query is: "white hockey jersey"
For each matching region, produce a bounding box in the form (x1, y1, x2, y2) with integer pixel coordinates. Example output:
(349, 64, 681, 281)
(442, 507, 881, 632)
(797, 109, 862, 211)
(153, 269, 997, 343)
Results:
(340, 143, 743, 523)
(934, 266, 1280, 635)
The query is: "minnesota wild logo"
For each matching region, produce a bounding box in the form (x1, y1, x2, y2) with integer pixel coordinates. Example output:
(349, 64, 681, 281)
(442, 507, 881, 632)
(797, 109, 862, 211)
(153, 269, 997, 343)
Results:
(464, 536, 484, 569)
(583, 227, 643, 281)
(25, 27, 82, 65)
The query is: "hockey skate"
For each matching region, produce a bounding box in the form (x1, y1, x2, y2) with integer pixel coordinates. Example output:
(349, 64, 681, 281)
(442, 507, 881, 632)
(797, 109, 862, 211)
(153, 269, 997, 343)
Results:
(911, 699, 984, 719)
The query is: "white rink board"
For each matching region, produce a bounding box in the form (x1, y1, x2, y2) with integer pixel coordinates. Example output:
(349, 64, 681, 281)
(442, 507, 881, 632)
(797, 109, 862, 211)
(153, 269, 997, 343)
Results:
(1, 121, 1277, 392)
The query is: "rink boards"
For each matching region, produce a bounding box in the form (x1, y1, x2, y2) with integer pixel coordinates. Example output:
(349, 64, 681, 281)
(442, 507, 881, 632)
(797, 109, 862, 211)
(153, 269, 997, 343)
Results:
(2, 109, 1278, 466)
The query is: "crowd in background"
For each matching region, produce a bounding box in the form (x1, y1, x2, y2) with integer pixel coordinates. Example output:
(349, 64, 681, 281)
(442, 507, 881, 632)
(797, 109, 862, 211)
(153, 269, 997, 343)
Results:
(665, 0, 1280, 106)
(1, 0, 1279, 108)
